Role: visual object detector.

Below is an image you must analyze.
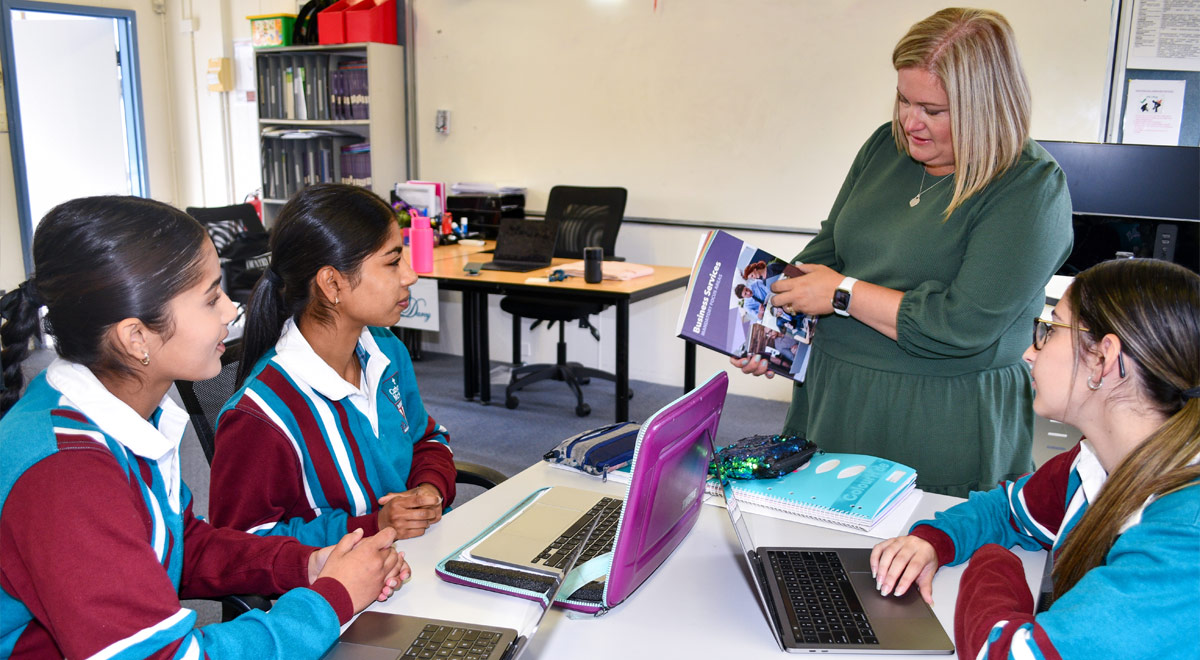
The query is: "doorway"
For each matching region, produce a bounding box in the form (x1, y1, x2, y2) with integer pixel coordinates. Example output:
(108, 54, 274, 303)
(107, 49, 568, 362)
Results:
(1, 1, 148, 273)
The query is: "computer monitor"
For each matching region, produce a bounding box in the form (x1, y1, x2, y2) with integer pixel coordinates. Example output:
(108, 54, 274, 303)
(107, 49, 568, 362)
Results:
(1038, 140, 1200, 275)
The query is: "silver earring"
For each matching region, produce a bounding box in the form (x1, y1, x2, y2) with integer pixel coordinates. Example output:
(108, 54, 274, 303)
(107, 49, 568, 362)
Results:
(1087, 375, 1103, 391)
(334, 296, 340, 305)
(140, 351, 151, 366)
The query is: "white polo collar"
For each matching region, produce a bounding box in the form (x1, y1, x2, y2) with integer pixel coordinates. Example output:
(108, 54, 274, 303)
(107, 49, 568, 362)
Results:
(44, 358, 187, 506)
(273, 318, 391, 404)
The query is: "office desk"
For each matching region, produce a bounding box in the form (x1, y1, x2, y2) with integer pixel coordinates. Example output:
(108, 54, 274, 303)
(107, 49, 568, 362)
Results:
(419, 249, 695, 422)
(367, 462, 1046, 659)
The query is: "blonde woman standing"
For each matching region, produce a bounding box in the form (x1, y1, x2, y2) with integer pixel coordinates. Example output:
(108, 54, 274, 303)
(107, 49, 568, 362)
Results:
(739, 8, 1073, 496)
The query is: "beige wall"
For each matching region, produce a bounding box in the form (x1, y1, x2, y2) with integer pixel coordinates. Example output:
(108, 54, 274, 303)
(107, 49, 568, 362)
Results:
(3, 1, 1118, 402)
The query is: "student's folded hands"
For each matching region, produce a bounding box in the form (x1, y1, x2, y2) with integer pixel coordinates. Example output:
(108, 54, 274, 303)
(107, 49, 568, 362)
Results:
(312, 527, 410, 612)
(378, 484, 445, 539)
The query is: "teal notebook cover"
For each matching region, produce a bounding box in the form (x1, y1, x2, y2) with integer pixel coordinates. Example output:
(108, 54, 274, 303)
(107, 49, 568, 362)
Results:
(705, 452, 916, 529)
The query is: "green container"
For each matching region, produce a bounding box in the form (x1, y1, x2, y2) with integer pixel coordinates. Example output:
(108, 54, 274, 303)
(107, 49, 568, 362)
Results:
(248, 13, 296, 48)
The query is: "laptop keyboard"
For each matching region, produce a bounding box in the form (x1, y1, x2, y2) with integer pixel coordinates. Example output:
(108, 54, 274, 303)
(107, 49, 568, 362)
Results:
(401, 624, 503, 660)
(768, 550, 879, 646)
(532, 497, 622, 569)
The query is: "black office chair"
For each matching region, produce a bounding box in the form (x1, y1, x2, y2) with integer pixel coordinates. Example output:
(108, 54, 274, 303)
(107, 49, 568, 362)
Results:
(499, 186, 628, 417)
(174, 339, 506, 621)
(184, 203, 271, 305)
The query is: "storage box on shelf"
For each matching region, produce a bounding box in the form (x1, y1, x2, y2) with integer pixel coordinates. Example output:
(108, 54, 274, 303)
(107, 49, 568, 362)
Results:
(253, 42, 406, 226)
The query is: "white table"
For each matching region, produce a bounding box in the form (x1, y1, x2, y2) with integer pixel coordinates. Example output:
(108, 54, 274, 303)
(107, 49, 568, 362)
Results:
(365, 463, 1046, 659)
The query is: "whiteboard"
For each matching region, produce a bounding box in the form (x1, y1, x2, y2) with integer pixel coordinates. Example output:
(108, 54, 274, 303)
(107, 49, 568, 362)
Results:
(411, 0, 1115, 230)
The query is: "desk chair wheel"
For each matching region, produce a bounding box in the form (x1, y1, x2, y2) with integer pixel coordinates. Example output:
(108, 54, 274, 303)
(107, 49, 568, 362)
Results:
(576, 403, 591, 417)
(505, 394, 520, 409)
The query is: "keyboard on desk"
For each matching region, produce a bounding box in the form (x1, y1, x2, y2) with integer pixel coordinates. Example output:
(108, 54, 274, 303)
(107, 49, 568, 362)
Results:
(532, 496, 622, 569)
(768, 550, 879, 646)
(401, 623, 505, 660)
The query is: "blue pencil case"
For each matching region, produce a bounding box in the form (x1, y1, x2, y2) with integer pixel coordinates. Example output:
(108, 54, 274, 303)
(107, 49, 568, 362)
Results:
(542, 421, 641, 477)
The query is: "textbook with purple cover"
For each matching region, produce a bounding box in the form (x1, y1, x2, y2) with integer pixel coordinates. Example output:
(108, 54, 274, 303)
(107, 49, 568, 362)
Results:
(676, 230, 816, 382)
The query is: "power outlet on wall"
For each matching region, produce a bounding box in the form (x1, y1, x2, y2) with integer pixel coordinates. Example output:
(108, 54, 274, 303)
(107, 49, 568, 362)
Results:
(521, 342, 531, 359)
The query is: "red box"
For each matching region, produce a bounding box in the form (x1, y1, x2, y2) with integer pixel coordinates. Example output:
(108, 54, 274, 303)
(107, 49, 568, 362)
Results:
(346, 0, 397, 45)
(317, 0, 355, 45)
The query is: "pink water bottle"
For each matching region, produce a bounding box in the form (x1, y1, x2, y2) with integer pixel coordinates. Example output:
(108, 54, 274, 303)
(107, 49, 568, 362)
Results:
(411, 222, 434, 273)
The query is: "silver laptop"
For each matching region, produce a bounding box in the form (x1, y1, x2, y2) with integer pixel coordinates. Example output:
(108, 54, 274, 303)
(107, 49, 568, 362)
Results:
(322, 515, 599, 660)
(467, 486, 618, 576)
(479, 217, 559, 272)
(708, 433, 954, 655)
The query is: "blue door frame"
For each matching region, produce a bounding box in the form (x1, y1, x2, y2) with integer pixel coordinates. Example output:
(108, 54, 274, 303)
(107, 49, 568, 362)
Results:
(1, 0, 149, 274)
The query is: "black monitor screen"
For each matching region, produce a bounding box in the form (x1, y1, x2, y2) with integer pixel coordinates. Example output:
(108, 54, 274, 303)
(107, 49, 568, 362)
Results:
(1039, 140, 1200, 275)
(1061, 214, 1199, 275)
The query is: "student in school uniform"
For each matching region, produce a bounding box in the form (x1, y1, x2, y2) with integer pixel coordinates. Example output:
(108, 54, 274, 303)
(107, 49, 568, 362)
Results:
(0, 196, 406, 659)
(209, 183, 456, 548)
(871, 259, 1200, 660)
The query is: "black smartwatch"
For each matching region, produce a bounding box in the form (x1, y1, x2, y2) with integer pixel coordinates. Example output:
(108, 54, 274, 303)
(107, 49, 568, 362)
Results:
(832, 277, 858, 317)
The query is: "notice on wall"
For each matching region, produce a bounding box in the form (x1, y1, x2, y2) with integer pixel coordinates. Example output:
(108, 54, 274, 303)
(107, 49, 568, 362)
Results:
(1128, 0, 1200, 71)
(1123, 79, 1187, 145)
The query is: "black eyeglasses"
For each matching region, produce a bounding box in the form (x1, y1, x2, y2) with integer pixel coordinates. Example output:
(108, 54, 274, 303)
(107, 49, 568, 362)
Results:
(1032, 317, 1078, 350)
(1032, 317, 1126, 377)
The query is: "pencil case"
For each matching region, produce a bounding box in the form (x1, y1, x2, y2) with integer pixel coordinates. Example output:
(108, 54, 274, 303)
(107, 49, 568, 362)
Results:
(542, 421, 641, 477)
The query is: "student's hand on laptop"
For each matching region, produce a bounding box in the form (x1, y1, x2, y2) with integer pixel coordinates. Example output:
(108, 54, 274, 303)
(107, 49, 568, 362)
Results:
(731, 355, 774, 378)
(377, 484, 445, 539)
(311, 527, 408, 611)
(870, 535, 938, 605)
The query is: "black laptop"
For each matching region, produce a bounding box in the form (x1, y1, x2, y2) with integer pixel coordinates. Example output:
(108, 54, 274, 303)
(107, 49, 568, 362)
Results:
(479, 217, 559, 272)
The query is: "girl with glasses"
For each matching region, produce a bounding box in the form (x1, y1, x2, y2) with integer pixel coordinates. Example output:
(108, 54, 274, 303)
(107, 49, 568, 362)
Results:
(870, 258, 1199, 659)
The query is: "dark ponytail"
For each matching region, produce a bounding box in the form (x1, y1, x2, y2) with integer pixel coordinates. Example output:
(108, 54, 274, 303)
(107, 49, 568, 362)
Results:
(0, 196, 209, 417)
(0, 281, 44, 415)
(237, 184, 398, 385)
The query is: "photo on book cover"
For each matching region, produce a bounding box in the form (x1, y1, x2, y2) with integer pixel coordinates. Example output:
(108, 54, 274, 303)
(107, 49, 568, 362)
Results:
(677, 230, 816, 381)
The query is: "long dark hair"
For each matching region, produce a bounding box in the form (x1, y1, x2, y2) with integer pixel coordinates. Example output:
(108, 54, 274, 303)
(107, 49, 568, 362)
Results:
(237, 184, 398, 385)
(0, 196, 210, 416)
(1053, 259, 1200, 597)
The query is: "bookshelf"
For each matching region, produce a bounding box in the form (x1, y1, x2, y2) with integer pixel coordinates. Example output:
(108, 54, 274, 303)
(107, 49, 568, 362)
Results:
(254, 42, 406, 226)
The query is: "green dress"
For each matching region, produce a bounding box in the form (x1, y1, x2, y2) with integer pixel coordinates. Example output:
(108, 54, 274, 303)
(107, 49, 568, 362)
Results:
(784, 124, 1072, 497)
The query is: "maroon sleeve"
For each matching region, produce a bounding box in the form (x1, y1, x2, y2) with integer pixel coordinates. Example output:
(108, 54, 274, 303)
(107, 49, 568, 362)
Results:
(310, 577, 355, 625)
(345, 510, 382, 536)
(210, 405, 310, 532)
(953, 544, 1036, 660)
(407, 415, 456, 507)
(0, 450, 204, 658)
(910, 524, 957, 566)
(179, 503, 316, 599)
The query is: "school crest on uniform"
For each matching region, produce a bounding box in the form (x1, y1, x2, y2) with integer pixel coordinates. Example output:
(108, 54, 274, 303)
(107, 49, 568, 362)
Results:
(383, 374, 410, 433)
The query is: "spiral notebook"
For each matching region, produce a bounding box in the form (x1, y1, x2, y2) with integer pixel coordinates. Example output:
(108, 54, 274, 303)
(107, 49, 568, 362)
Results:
(702, 452, 917, 532)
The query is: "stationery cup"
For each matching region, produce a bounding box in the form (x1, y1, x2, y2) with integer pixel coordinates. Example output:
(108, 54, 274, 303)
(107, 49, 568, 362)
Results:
(584, 247, 603, 283)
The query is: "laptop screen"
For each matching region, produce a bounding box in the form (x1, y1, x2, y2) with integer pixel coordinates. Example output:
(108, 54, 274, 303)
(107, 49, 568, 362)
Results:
(706, 431, 788, 650)
(492, 217, 559, 263)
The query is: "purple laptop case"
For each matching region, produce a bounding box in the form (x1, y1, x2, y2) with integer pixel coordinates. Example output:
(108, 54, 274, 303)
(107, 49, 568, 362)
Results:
(435, 371, 728, 614)
(603, 371, 727, 606)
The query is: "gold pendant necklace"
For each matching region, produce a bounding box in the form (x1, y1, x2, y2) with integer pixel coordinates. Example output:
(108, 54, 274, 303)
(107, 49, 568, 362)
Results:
(909, 169, 951, 207)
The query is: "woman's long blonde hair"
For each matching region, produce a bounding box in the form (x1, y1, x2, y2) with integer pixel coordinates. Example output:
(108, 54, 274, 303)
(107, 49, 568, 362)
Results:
(1053, 259, 1200, 598)
(891, 8, 1031, 218)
